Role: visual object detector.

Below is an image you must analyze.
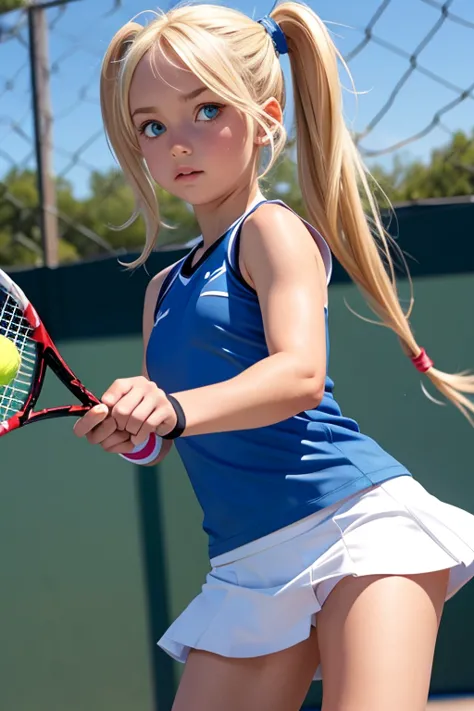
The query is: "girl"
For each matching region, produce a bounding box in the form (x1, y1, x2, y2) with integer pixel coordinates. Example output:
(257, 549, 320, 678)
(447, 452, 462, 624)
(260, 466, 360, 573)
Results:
(74, 4, 474, 710)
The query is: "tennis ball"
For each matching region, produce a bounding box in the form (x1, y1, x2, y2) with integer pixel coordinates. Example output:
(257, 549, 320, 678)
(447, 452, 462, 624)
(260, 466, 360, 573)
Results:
(0, 334, 21, 387)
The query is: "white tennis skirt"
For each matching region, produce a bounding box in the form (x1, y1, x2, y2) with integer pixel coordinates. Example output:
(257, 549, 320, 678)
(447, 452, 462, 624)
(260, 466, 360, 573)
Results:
(158, 475, 474, 681)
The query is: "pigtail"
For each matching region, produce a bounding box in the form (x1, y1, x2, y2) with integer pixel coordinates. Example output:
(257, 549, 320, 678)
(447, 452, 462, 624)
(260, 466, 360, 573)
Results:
(272, 2, 474, 423)
(100, 22, 162, 268)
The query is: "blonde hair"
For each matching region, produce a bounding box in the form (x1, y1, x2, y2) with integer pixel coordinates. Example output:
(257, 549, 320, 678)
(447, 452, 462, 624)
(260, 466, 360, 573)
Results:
(100, 2, 474, 422)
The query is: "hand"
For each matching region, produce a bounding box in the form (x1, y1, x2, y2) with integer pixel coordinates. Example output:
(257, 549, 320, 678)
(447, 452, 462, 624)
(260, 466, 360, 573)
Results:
(101, 376, 177, 446)
(73, 404, 135, 454)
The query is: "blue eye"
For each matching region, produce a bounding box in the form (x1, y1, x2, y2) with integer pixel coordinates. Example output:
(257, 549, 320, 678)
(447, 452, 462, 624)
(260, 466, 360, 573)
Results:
(197, 104, 221, 121)
(140, 121, 166, 138)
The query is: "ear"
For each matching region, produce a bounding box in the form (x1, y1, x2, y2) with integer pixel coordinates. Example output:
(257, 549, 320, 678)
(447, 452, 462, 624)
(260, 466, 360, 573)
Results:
(255, 97, 283, 145)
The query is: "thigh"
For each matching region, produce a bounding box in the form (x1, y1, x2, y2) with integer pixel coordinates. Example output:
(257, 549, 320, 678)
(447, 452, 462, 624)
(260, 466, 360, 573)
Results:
(171, 626, 320, 711)
(317, 570, 450, 711)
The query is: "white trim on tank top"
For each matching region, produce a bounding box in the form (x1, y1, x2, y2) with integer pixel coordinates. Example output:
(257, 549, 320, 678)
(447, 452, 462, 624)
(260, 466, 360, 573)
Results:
(177, 193, 265, 287)
(171, 193, 333, 298)
(226, 195, 333, 287)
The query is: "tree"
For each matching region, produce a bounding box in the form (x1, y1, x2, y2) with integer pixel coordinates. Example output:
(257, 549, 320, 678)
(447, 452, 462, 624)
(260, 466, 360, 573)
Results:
(80, 169, 199, 254)
(0, 169, 80, 266)
(369, 129, 474, 203)
(0, 168, 203, 266)
(0, 0, 26, 13)
(1, 130, 473, 267)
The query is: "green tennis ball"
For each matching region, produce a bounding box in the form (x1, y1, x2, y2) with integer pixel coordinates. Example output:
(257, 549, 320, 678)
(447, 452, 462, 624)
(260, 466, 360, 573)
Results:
(0, 334, 21, 387)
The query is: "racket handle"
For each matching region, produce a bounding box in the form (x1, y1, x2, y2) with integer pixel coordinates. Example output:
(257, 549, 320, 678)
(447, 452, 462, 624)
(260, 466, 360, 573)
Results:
(119, 432, 162, 466)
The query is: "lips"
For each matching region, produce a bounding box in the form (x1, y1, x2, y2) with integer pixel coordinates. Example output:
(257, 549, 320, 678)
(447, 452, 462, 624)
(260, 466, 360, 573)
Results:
(175, 169, 203, 180)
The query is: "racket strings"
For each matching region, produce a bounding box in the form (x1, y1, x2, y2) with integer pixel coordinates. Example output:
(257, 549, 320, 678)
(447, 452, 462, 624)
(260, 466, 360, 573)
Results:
(0, 288, 38, 421)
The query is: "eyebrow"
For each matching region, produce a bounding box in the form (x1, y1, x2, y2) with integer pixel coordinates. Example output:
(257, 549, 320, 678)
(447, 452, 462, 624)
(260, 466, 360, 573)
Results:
(131, 86, 208, 118)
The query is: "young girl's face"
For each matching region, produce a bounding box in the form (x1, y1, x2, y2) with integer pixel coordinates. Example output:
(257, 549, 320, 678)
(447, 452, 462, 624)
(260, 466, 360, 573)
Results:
(129, 45, 258, 205)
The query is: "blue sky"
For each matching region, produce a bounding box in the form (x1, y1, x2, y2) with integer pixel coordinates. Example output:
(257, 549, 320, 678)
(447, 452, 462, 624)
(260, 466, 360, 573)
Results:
(0, 0, 473, 197)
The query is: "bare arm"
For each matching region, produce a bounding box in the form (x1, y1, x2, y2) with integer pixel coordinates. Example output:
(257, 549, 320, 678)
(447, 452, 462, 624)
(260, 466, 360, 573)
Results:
(138, 265, 176, 463)
(73, 261, 177, 461)
(172, 204, 328, 435)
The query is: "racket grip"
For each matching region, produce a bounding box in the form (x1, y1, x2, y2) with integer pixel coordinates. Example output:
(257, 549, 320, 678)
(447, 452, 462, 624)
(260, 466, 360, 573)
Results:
(119, 432, 163, 465)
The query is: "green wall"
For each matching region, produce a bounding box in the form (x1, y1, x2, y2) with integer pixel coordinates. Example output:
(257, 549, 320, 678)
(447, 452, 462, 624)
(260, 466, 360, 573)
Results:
(2, 199, 474, 709)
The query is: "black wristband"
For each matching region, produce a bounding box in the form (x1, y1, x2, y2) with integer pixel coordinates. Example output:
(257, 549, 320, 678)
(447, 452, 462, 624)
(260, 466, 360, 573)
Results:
(162, 395, 187, 440)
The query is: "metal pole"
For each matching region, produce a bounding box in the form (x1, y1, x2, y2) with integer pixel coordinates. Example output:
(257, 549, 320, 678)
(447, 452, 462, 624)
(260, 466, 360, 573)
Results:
(135, 465, 177, 711)
(28, 3, 59, 268)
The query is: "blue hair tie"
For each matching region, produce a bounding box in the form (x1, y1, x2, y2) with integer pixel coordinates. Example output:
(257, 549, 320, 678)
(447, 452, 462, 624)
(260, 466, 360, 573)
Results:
(257, 16, 288, 57)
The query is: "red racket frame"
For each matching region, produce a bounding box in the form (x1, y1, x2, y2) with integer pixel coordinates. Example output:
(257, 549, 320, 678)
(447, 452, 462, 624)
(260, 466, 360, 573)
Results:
(0, 271, 99, 437)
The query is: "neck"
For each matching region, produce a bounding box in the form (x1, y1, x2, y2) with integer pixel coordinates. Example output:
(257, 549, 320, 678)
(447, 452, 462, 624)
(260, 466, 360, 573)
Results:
(193, 182, 264, 248)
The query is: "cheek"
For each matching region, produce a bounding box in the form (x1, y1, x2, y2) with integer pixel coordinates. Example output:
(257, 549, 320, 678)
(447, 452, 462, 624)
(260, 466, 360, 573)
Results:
(139, 140, 168, 178)
(206, 123, 253, 164)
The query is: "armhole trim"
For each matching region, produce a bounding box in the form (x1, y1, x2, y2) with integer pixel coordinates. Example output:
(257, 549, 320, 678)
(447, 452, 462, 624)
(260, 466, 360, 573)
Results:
(227, 199, 333, 293)
(226, 197, 267, 294)
(153, 259, 185, 323)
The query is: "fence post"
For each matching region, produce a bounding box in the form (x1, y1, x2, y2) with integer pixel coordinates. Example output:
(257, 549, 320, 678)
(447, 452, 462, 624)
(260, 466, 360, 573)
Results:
(28, 2, 59, 268)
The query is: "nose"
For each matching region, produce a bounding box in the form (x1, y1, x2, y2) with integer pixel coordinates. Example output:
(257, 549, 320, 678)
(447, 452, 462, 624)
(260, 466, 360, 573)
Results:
(171, 141, 192, 158)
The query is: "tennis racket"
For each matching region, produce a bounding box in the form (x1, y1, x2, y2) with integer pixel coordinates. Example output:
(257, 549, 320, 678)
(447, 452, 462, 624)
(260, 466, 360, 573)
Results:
(0, 267, 100, 437)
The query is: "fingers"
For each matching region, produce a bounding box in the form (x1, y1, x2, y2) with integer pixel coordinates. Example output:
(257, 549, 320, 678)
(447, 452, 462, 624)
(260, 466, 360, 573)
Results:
(125, 398, 161, 438)
(131, 408, 177, 446)
(75, 409, 134, 453)
(76, 377, 178, 453)
(106, 377, 164, 434)
(101, 429, 135, 454)
(106, 379, 175, 444)
(73, 404, 109, 438)
(85, 415, 118, 446)
(110, 387, 146, 431)
(102, 377, 140, 409)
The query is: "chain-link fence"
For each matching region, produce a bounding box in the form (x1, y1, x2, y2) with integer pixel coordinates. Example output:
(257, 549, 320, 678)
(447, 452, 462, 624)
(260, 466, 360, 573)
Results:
(0, 0, 473, 268)
(0, 0, 126, 268)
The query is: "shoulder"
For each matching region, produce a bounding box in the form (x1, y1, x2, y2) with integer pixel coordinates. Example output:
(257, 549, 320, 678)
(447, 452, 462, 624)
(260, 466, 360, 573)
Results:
(244, 202, 308, 240)
(239, 202, 327, 287)
(242, 202, 323, 260)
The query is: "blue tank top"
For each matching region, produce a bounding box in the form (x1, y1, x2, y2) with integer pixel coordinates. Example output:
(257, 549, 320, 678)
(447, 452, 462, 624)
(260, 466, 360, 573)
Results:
(146, 196, 411, 558)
